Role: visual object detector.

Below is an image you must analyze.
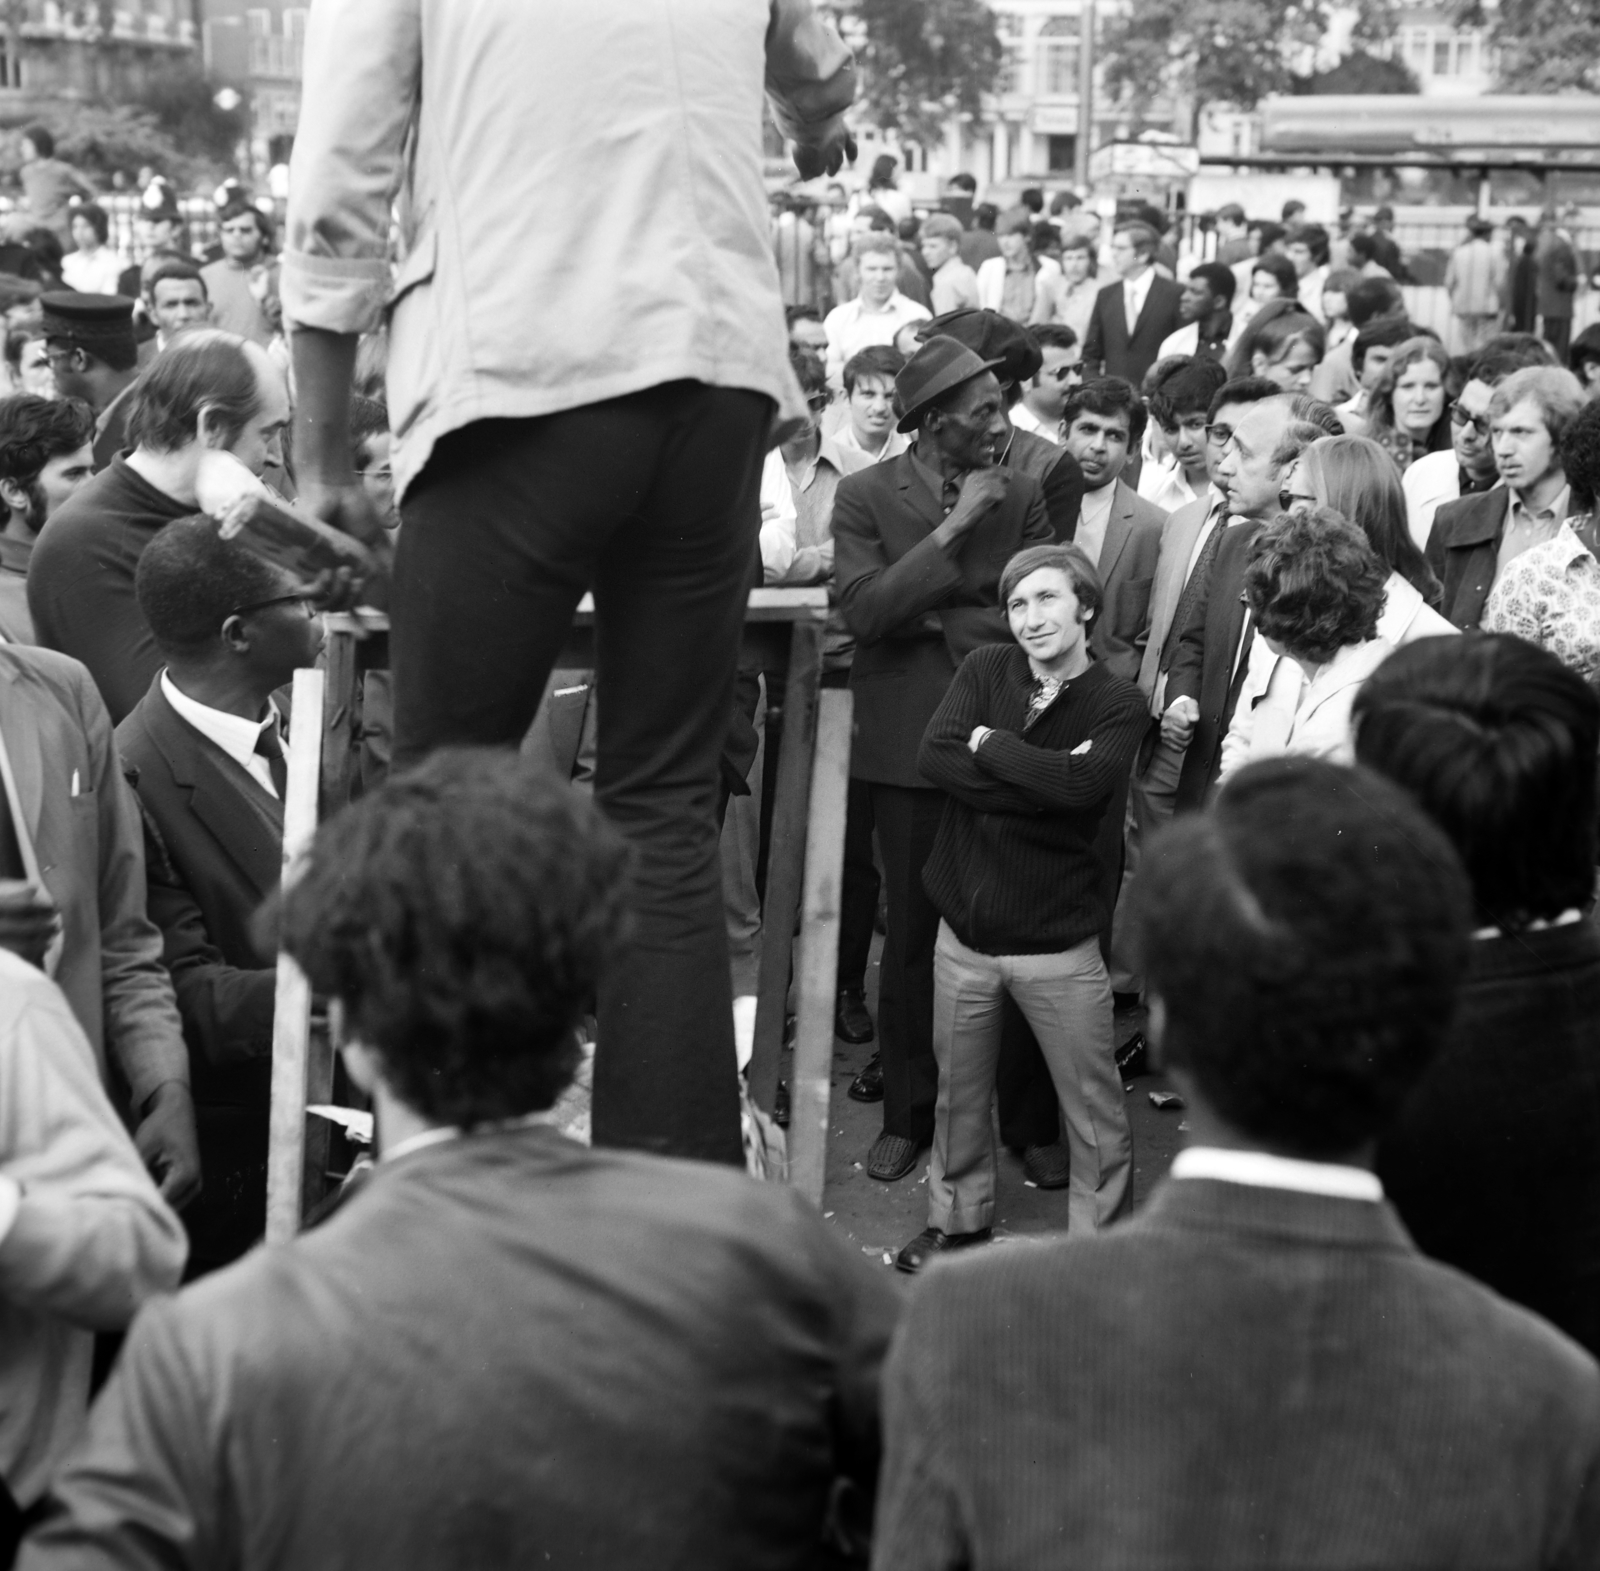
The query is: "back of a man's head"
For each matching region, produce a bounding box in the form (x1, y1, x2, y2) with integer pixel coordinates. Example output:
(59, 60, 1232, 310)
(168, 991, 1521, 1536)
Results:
(1353, 634, 1600, 934)
(1346, 277, 1405, 329)
(127, 329, 261, 454)
(279, 750, 631, 1129)
(1136, 757, 1470, 1160)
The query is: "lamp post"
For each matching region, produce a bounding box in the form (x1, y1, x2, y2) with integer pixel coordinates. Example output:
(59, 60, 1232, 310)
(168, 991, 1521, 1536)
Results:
(1074, 0, 1095, 190)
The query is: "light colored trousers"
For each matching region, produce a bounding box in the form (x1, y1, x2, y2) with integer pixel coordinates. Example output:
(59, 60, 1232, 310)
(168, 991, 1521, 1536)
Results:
(928, 921, 1133, 1236)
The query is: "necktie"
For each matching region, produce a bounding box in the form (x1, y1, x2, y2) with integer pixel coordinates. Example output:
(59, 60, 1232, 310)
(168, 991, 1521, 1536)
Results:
(1161, 513, 1227, 673)
(1125, 282, 1139, 337)
(255, 718, 288, 800)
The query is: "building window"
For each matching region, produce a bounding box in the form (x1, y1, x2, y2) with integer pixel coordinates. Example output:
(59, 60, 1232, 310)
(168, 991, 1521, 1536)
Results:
(1037, 16, 1079, 98)
(995, 10, 1022, 37)
(1432, 36, 1451, 75)
(1455, 34, 1477, 75)
(1047, 133, 1076, 173)
(1404, 27, 1430, 75)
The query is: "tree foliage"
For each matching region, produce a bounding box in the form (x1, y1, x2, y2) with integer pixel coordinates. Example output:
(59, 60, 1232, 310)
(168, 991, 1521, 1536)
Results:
(845, 0, 1004, 149)
(1455, 0, 1600, 91)
(1300, 49, 1419, 94)
(1100, 0, 1401, 131)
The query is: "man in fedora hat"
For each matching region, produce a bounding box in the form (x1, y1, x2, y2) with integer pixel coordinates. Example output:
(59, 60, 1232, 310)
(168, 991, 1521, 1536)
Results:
(832, 338, 1052, 1181)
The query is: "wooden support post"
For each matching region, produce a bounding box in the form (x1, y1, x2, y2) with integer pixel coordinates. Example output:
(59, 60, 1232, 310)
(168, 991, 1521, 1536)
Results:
(747, 619, 823, 1114)
(787, 688, 852, 1204)
(264, 667, 327, 1245)
(320, 615, 362, 808)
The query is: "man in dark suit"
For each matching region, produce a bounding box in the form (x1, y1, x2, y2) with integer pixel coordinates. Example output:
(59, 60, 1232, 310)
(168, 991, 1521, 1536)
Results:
(1358, 635, 1600, 1358)
(1426, 363, 1585, 629)
(1082, 222, 1184, 388)
(116, 516, 323, 1275)
(833, 337, 1051, 1181)
(24, 751, 900, 1571)
(1163, 399, 1321, 811)
(874, 756, 1600, 1571)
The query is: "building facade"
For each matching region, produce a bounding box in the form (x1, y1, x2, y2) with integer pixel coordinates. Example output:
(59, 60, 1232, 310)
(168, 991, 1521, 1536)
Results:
(0, 0, 194, 106)
(197, 0, 303, 175)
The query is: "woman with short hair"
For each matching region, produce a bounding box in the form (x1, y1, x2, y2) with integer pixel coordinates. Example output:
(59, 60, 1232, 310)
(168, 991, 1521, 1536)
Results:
(1218, 505, 1395, 777)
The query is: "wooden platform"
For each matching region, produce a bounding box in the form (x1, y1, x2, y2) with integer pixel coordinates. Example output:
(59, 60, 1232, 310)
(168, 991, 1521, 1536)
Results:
(265, 588, 853, 1241)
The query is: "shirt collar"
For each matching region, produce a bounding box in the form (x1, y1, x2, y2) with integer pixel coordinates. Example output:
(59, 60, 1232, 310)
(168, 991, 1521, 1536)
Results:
(911, 448, 959, 507)
(383, 1109, 566, 1164)
(1509, 482, 1570, 528)
(1079, 480, 1117, 527)
(161, 670, 279, 774)
(1171, 1146, 1384, 1202)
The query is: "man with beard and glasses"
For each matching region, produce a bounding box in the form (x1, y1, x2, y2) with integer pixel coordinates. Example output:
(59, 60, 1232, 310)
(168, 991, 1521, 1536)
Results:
(0, 395, 94, 643)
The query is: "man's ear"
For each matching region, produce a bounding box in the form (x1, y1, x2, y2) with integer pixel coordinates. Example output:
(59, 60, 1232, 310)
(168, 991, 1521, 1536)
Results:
(0, 477, 28, 516)
(220, 613, 251, 653)
(195, 404, 229, 451)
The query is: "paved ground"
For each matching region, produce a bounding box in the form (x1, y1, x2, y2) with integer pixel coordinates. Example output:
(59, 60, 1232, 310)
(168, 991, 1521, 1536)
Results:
(801, 938, 1186, 1276)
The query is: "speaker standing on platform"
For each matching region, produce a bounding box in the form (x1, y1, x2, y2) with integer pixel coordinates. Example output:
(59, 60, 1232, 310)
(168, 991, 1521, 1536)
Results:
(282, 0, 857, 1167)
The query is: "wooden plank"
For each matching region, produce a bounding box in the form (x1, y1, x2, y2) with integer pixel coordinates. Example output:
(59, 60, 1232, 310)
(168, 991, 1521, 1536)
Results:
(747, 620, 822, 1113)
(320, 620, 361, 810)
(788, 688, 852, 1205)
(264, 666, 326, 1245)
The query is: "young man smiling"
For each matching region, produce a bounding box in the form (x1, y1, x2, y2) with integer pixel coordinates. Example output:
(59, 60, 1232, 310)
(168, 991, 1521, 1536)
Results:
(897, 542, 1147, 1269)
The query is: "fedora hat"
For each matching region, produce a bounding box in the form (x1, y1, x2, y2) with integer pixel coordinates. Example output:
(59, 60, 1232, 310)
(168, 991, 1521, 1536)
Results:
(894, 336, 1004, 434)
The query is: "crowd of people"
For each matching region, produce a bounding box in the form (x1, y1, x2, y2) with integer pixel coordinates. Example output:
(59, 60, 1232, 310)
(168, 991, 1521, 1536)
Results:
(2, 0, 1600, 1565)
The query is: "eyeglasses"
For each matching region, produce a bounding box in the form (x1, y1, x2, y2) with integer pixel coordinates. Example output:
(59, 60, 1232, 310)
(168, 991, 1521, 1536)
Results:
(230, 592, 315, 619)
(1205, 423, 1234, 446)
(1278, 489, 1319, 512)
(1450, 406, 1491, 437)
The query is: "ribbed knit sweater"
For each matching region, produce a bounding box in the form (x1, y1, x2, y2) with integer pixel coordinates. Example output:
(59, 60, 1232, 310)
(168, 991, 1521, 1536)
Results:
(917, 643, 1147, 955)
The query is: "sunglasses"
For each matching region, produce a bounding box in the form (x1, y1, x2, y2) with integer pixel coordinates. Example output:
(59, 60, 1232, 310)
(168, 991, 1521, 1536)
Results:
(1041, 363, 1081, 384)
(1450, 406, 1491, 437)
(1278, 489, 1319, 512)
(230, 592, 315, 619)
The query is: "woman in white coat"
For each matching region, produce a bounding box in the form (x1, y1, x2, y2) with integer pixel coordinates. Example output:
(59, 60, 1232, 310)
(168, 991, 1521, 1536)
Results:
(1220, 506, 1399, 780)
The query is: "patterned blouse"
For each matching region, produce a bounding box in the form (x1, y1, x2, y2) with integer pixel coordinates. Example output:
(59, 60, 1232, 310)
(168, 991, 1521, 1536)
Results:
(1482, 519, 1600, 681)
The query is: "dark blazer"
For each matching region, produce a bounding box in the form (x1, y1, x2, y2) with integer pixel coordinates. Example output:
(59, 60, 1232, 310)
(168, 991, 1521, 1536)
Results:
(874, 1177, 1600, 1571)
(27, 1126, 901, 1570)
(1087, 479, 1165, 684)
(117, 676, 281, 1269)
(1082, 273, 1186, 387)
(1379, 919, 1600, 1359)
(833, 453, 1051, 788)
(1425, 484, 1508, 630)
(1164, 517, 1263, 811)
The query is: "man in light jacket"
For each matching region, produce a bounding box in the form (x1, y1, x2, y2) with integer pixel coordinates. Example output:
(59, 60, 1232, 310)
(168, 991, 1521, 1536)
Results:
(282, 0, 856, 1168)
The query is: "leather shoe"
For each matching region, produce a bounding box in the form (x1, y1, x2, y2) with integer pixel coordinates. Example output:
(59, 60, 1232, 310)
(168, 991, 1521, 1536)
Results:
(847, 1053, 883, 1103)
(867, 1132, 923, 1181)
(1020, 1141, 1072, 1189)
(895, 1226, 992, 1274)
(1115, 1030, 1150, 1081)
(835, 989, 875, 1044)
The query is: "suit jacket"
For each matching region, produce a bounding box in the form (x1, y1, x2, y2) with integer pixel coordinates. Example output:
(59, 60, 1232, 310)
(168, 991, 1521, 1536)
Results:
(25, 1126, 901, 1570)
(1425, 484, 1507, 630)
(874, 1177, 1600, 1571)
(1165, 517, 1264, 811)
(1380, 918, 1600, 1359)
(834, 453, 1050, 788)
(1083, 273, 1186, 387)
(116, 677, 283, 1270)
(1087, 479, 1164, 685)
(0, 645, 183, 1115)
(1137, 493, 1213, 707)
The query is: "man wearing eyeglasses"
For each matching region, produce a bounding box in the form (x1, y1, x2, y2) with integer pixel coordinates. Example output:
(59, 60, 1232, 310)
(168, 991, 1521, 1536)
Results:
(117, 515, 324, 1276)
(38, 293, 141, 473)
(1009, 325, 1081, 443)
(1403, 342, 1554, 550)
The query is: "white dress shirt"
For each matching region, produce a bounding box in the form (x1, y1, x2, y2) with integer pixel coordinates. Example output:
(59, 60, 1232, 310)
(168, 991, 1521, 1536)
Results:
(1122, 265, 1155, 333)
(757, 447, 799, 581)
(1171, 1145, 1383, 1202)
(1157, 321, 1199, 360)
(1138, 457, 1199, 515)
(821, 291, 931, 386)
(161, 672, 284, 799)
(1076, 481, 1116, 567)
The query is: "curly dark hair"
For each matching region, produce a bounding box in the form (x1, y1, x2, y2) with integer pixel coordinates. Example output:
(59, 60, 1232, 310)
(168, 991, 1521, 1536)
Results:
(1134, 756, 1471, 1158)
(1354, 635, 1600, 933)
(1062, 376, 1147, 445)
(1244, 505, 1387, 665)
(279, 750, 632, 1129)
(1559, 396, 1600, 512)
(135, 513, 284, 654)
(0, 392, 93, 484)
